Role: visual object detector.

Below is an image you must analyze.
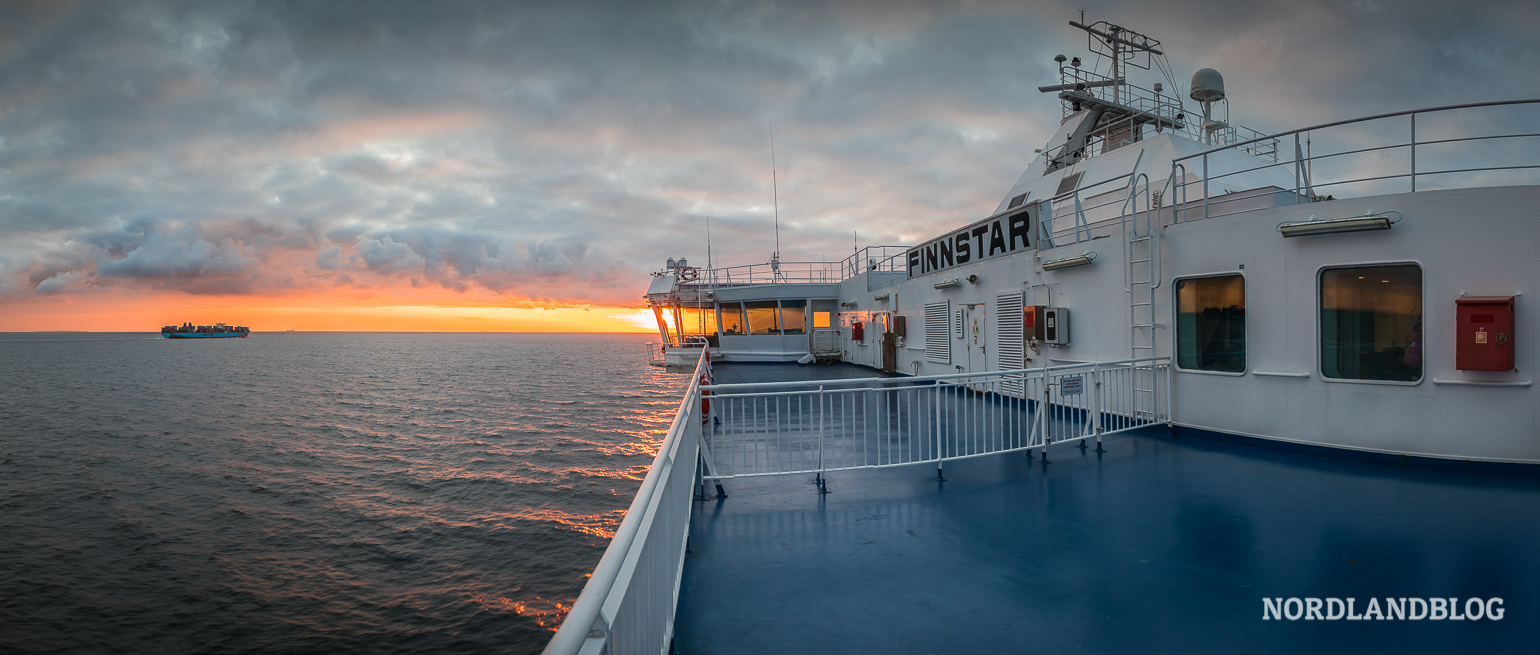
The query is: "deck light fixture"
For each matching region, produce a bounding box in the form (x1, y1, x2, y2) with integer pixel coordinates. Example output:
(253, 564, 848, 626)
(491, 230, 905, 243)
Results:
(933, 278, 963, 289)
(1278, 212, 1395, 237)
(873, 293, 890, 301)
(840, 300, 857, 308)
(1042, 251, 1098, 271)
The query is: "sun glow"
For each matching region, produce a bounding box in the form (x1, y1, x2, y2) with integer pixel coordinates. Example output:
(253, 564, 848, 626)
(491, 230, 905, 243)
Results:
(0, 290, 661, 333)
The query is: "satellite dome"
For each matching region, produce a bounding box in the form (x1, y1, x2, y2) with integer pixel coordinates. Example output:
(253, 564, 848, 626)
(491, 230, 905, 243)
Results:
(1190, 68, 1226, 103)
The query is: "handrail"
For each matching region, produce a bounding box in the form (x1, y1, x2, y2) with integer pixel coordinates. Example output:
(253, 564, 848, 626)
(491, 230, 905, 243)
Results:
(1170, 98, 1540, 222)
(701, 356, 1172, 480)
(543, 350, 708, 655)
(704, 356, 1171, 391)
(1172, 98, 1540, 164)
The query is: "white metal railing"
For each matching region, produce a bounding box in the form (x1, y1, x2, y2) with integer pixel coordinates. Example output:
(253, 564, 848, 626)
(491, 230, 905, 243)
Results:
(699, 357, 1170, 480)
(685, 246, 910, 287)
(645, 339, 709, 367)
(1043, 65, 1279, 164)
(810, 329, 841, 357)
(1172, 98, 1540, 222)
(543, 351, 709, 655)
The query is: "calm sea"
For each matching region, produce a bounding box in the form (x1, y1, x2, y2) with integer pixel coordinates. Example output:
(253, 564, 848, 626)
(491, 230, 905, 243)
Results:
(0, 332, 683, 654)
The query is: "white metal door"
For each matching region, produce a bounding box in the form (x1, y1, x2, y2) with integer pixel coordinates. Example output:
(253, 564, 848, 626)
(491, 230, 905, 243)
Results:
(965, 304, 986, 372)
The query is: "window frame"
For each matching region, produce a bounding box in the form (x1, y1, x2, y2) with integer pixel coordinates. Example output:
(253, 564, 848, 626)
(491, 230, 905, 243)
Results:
(1316, 261, 1425, 386)
(1172, 272, 1248, 377)
(717, 302, 747, 336)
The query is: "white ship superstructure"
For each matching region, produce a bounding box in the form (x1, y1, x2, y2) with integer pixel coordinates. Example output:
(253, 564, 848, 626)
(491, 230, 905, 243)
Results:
(551, 17, 1540, 655)
(644, 18, 1538, 465)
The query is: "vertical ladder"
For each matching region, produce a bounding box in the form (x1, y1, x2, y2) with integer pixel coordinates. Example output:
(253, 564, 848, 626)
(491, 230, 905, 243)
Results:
(1123, 176, 1160, 420)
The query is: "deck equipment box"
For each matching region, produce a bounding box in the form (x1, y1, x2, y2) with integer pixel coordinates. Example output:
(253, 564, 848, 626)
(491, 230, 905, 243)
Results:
(1455, 296, 1515, 371)
(1025, 306, 1070, 345)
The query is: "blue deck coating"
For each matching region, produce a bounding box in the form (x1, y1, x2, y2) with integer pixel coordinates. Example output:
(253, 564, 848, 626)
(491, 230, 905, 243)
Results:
(673, 363, 1540, 654)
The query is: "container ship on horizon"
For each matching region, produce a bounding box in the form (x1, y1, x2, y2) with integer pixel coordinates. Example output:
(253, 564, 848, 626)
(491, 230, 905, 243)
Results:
(160, 322, 250, 339)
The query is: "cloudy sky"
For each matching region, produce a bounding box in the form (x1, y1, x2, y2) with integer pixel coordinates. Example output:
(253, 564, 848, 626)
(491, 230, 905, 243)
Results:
(1, 0, 1534, 331)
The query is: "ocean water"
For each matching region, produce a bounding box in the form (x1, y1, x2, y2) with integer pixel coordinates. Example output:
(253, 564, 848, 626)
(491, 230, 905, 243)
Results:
(0, 332, 683, 654)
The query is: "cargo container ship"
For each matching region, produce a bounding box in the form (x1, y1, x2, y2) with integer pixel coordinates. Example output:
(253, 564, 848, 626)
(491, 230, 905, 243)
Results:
(160, 322, 250, 338)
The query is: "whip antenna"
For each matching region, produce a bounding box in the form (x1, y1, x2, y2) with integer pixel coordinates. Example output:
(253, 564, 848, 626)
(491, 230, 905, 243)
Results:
(770, 121, 781, 259)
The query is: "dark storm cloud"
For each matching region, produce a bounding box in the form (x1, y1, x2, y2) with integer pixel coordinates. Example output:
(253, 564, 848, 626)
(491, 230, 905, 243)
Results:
(0, 0, 1533, 302)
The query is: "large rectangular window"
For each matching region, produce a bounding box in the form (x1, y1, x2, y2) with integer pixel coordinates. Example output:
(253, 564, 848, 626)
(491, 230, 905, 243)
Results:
(780, 300, 807, 335)
(1175, 275, 1246, 372)
(1321, 264, 1422, 382)
(677, 307, 717, 335)
(745, 300, 781, 335)
(719, 303, 746, 335)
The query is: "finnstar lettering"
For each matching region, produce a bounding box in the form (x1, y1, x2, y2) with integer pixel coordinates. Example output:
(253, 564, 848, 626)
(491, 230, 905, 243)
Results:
(906, 205, 1037, 277)
(1262, 597, 1505, 621)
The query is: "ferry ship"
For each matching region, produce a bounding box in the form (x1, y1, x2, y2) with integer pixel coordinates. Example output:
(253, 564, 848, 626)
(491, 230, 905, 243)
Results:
(549, 18, 1539, 654)
(160, 322, 250, 338)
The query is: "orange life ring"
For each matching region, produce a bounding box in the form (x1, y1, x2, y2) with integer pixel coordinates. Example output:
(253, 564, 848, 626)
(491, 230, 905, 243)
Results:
(678, 266, 699, 282)
(699, 373, 712, 419)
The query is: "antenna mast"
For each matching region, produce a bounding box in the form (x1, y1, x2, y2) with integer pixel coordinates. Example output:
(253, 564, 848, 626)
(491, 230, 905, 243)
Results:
(770, 121, 781, 260)
(706, 216, 713, 270)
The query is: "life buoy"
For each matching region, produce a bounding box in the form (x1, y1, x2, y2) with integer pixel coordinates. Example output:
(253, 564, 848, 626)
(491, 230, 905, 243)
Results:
(699, 373, 712, 419)
(678, 266, 699, 282)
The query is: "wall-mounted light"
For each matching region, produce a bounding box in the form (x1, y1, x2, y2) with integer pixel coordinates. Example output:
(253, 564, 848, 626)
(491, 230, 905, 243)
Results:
(1278, 212, 1396, 237)
(1042, 251, 1098, 271)
(933, 278, 962, 289)
(873, 293, 890, 301)
(966, 274, 979, 284)
(840, 300, 858, 308)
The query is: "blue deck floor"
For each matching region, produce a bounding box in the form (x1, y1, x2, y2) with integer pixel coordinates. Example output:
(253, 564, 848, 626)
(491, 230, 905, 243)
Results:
(673, 363, 1540, 654)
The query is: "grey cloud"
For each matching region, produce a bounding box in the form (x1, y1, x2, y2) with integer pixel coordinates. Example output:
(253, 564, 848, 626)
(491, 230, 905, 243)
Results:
(33, 270, 90, 295)
(353, 236, 423, 273)
(96, 227, 256, 279)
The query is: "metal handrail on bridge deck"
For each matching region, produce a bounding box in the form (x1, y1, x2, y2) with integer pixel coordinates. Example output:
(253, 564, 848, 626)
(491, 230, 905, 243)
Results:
(1171, 98, 1540, 222)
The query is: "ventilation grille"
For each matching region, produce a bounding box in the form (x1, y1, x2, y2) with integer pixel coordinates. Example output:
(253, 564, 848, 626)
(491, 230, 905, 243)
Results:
(925, 301, 951, 364)
(996, 292, 1025, 396)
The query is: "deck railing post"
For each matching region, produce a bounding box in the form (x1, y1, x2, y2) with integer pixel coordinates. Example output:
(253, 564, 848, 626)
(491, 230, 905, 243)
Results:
(1164, 360, 1173, 425)
(1202, 153, 1210, 220)
(1293, 132, 1302, 198)
(934, 381, 945, 480)
(816, 385, 828, 493)
(1410, 112, 1417, 193)
(1092, 363, 1104, 453)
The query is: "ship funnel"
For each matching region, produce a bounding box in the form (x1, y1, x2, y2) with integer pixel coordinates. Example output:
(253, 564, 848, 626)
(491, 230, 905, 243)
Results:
(1189, 68, 1225, 103)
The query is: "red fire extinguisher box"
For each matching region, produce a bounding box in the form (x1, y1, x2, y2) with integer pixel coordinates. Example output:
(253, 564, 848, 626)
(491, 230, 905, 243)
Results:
(1455, 296, 1515, 371)
(851, 321, 865, 342)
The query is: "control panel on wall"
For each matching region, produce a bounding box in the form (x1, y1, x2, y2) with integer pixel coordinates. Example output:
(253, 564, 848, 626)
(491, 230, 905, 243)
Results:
(1455, 296, 1515, 371)
(1025, 306, 1070, 346)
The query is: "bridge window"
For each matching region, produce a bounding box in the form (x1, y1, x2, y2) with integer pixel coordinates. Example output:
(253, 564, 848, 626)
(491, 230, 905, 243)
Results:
(1320, 264, 1422, 382)
(677, 307, 716, 336)
(745, 300, 781, 335)
(1175, 275, 1246, 373)
(780, 300, 807, 335)
(719, 303, 746, 336)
